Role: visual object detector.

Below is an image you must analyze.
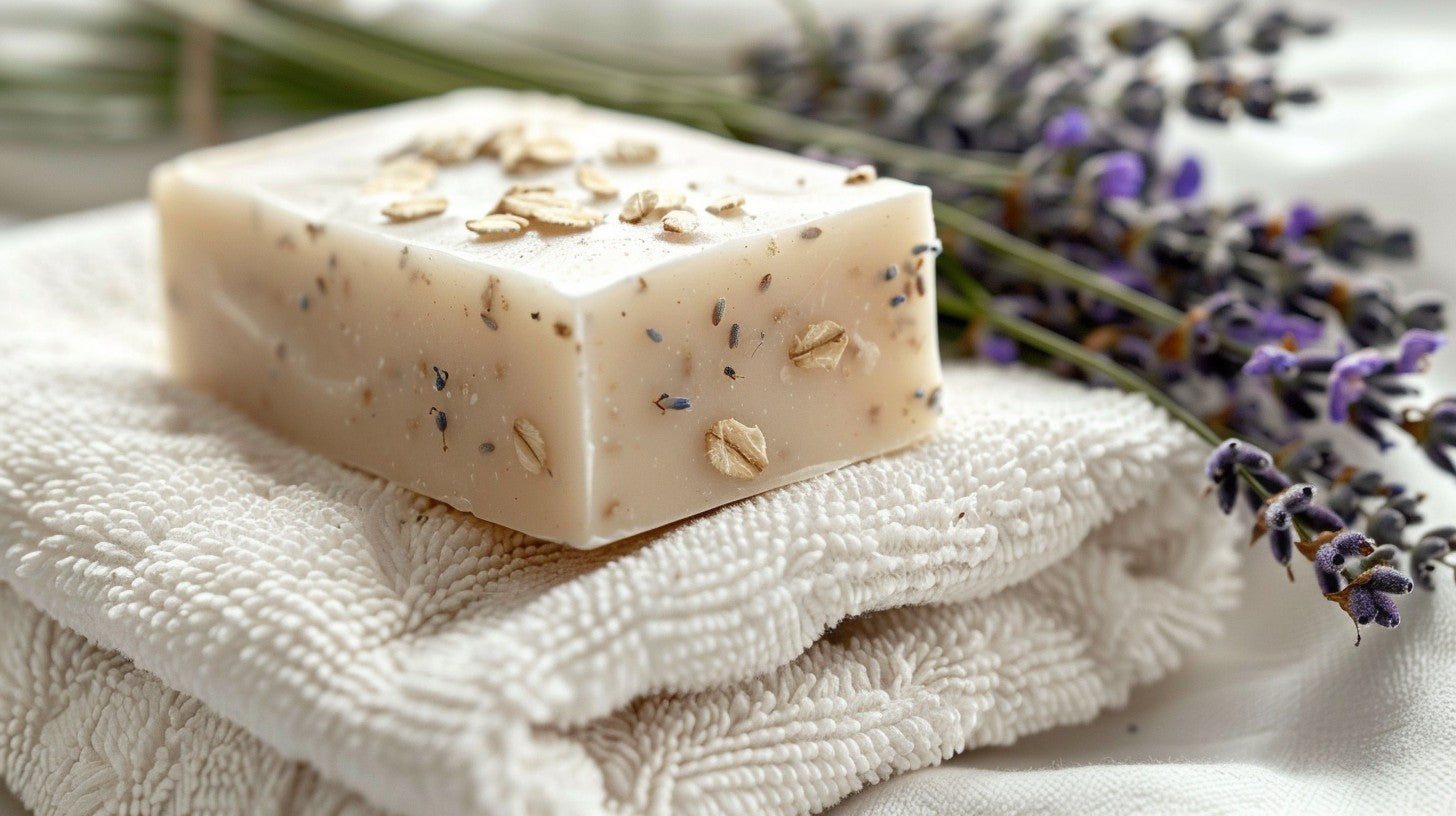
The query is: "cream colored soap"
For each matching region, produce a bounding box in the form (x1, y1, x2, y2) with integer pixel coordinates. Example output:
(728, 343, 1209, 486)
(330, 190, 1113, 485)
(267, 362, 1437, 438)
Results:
(153, 90, 942, 548)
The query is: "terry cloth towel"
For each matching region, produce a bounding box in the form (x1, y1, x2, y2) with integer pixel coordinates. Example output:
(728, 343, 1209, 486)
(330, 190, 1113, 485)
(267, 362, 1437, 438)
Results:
(0, 204, 1240, 816)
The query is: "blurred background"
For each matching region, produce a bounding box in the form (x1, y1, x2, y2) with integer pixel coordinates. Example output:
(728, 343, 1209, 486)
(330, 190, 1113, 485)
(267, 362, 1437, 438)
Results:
(4, 1, 1455, 814)
(6, 0, 1444, 219)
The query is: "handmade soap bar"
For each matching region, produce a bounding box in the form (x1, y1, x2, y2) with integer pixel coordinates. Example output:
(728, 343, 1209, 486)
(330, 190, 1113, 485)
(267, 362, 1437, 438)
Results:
(153, 90, 941, 548)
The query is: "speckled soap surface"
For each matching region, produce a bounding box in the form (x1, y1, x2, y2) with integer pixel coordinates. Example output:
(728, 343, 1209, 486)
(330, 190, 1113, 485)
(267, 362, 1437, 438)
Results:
(153, 89, 942, 548)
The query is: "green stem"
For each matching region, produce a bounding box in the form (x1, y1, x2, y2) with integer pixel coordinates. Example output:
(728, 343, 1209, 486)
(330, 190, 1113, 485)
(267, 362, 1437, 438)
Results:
(710, 99, 1016, 187)
(938, 257, 1219, 445)
(933, 200, 1188, 329)
(939, 253, 1302, 534)
(140, 0, 523, 98)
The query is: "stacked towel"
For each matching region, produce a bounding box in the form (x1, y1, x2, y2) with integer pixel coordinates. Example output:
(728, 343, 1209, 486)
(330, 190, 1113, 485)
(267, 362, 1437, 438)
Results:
(0, 205, 1240, 816)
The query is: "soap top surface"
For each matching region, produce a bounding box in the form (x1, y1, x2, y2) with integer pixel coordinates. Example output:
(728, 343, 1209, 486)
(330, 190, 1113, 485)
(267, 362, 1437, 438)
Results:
(163, 89, 930, 296)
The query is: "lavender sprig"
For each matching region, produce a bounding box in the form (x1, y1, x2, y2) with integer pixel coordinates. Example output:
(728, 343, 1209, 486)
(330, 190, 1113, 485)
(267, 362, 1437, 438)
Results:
(748, 5, 1451, 639)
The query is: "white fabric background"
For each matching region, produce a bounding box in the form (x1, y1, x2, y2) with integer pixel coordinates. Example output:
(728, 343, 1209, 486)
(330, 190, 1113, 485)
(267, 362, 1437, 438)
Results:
(3, 1, 1455, 814)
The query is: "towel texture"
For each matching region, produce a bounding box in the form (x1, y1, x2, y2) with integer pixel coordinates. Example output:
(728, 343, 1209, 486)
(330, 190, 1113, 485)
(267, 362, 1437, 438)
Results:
(0, 205, 1239, 816)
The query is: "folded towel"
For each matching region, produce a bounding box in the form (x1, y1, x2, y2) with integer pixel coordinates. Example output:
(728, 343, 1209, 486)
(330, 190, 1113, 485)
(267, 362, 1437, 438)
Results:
(0, 205, 1240, 816)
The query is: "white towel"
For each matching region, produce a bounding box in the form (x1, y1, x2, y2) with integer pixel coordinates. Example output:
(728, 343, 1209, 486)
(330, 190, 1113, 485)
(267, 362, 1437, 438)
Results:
(0, 204, 1240, 816)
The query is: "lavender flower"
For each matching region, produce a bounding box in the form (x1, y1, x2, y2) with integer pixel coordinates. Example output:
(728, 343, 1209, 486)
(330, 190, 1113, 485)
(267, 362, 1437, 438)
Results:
(1396, 329, 1446, 373)
(1169, 156, 1203, 200)
(1286, 202, 1321, 241)
(1098, 151, 1145, 199)
(1206, 439, 1276, 513)
(980, 333, 1020, 364)
(1042, 108, 1091, 149)
(748, 5, 1446, 641)
(1314, 530, 1372, 593)
(1328, 349, 1385, 422)
(1334, 566, 1414, 629)
(1242, 345, 1298, 377)
(1264, 500, 1296, 565)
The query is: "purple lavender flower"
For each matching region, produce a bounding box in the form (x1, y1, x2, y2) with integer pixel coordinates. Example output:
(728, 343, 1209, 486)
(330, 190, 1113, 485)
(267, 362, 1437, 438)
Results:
(1170, 155, 1203, 200)
(1205, 439, 1278, 514)
(1331, 565, 1413, 631)
(1395, 329, 1446, 373)
(1258, 310, 1324, 348)
(747, 6, 1444, 641)
(1345, 583, 1401, 627)
(1286, 202, 1321, 240)
(1265, 501, 1296, 565)
(1242, 344, 1299, 377)
(1042, 108, 1091, 149)
(1261, 485, 1345, 568)
(1365, 566, 1417, 595)
(1328, 349, 1386, 422)
(1206, 438, 1275, 477)
(1098, 151, 1145, 199)
(981, 333, 1020, 364)
(1314, 530, 1372, 593)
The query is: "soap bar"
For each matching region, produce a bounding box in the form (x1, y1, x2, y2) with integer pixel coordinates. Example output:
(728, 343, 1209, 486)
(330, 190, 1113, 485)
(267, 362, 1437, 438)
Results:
(153, 90, 942, 548)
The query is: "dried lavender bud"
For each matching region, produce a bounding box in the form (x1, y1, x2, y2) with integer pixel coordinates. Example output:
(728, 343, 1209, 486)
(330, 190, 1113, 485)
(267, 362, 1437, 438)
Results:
(1334, 529, 1373, 552)
(1265, 501, 1296, 565)
(1118, 77, 1165, 129)
(1250, 10, 1292, 55)
(1403, 299, 1445, 332)
(1314, 533, 1369, 593)
(1280, 484, 1317, 513)
(1409, 536, 1450, 590)
(1381, 228, 1416, 260)
(1208, 438, 1275, 476)
(1347, 470, 1387, 496)
(1365, 565, 1415, 596)
(1316, 531, 1370, 575)
(1384, 493, 1424, 524)
(1370, 591, 1401, 627)
(1299, 504, 1346, 532)
(1366, 507, 1407, 546)
(1282, 439, 1337, 479)
(1346, 584, 1379, 624)
(1215, 472, 1239, 514)
(1184, 76, 1233, 122)
(1240, 78, 1280, 120)
(1323, 211, 1384, 265)
(1314, 546, 1345, 578)
(1108, 16, 1173, 56)
(1268, 520, 1294, 566)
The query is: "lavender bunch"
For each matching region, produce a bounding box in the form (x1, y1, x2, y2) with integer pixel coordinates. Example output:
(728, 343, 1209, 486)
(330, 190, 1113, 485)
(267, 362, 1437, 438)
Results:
(746, 5, 1452, 640)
